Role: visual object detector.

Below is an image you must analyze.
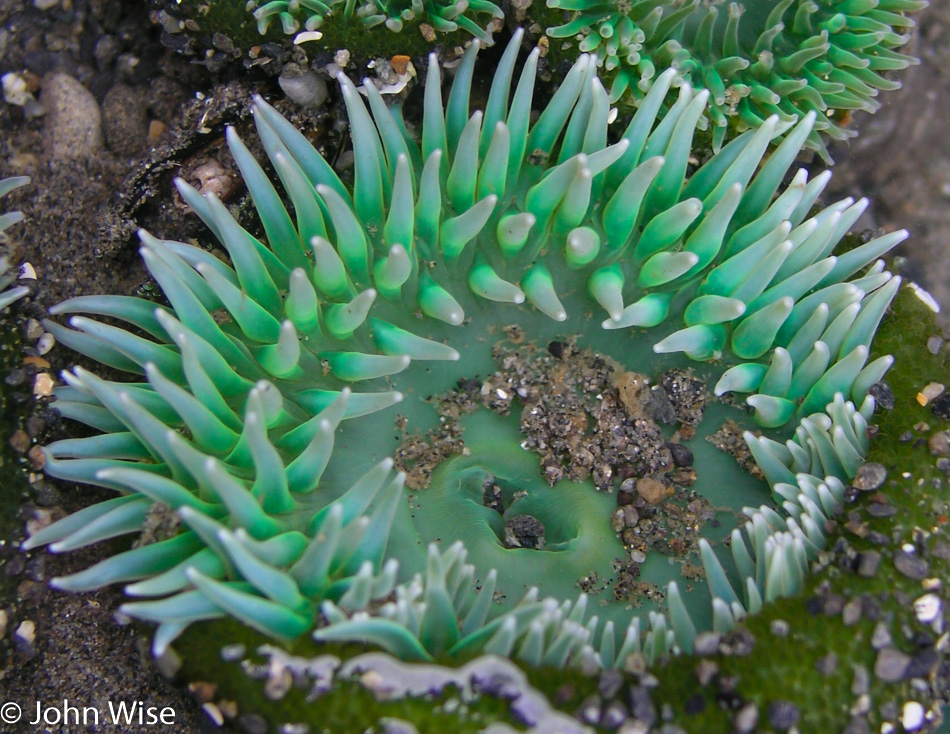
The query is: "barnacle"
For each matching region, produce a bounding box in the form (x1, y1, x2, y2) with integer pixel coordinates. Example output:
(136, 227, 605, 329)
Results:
(0, 176, 30, 311)
(249, 0, 503, 41)
(29, 31, 907, 670)
(535, 0, 926, 159)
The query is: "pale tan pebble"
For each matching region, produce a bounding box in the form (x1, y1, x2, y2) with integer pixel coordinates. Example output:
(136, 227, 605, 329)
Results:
(33, 372, 54, 397)
(15, 620, 35, 645)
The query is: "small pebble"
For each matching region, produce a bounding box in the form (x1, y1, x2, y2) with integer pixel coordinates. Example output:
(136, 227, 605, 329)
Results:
(842, 598, 862, 626)
(767, 700, 800, 731)
(916, 382, 945, 406)
(868, 381, 895, 410)
(694, 660, 717, 687)
(871, 622, 892, 650)
(33, 372, 54, 397)
(41, 73, 103, 159)
(851, 664, 870, 696)
(36, 332, 54, 355)
(929, 431, 949, 456)
(853, 463, 886, 491)
(932, 392, 950, 420)
(221, 643, 246, 661)
(15, 620, 35, 644)
(769, 619, 789, 637)
(901, 701, 925, 732)
(867, 502, 896, 517)
(278, 66, 327, 109)
(927, 335, 944, 355)
(873, 647, 910, 682)
(692, 631, 721, 657)
(893, 551, 928, 580)
(636, 477, 671, 504)
(666, 442, 693, 467)
(913, 593, 941, 624)
(201, 702, 224, 726)
(815, 653, 838, 676)
(238, 714, 268, 734)
(733, 703, 758, 733)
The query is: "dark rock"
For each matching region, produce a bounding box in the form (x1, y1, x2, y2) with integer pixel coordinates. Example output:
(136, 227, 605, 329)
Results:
(767, 700, 800, 730)
(868, 381, 895, 410)
(102, 83, 148, 158)
(684, 693, 706, 715)
(503, 515, 545, 549)
(547, 340, 568, 359)
(931, 392, 950, 420)
(644, 387, 677, 424)
(907, 648, 939, 678)
(666, 442, 693, 467)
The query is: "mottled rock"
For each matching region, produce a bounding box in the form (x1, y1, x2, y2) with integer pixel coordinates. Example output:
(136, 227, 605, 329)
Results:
(102, 84, 147, 157)
(853, 463, 886, 491)
(41, 73, 103, 159)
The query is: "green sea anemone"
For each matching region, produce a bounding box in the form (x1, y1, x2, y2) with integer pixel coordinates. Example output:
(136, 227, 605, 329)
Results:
(0, 176, 30, 311)
(250, 0, 503, 40)
(28, 31, 907, 672)
(532, 0, 925, 159)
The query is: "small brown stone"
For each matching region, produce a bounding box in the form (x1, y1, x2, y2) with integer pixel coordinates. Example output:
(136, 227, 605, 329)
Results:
(928, 431, 949, 456)
(390, 55, 411, 75)
(636, 477, 671, 504)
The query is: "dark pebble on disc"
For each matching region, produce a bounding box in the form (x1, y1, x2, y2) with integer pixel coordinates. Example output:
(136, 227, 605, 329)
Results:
(853, 463, 886, 491)
(547, 340, 567, 359)
(868, 381, 895, 410)
(684, 693, 706, 715)
(893, 551, 928, 580)
(504, 515, 546, 549)
(767, 700, 800, 731)
(932, 392, 950, 420)
(666, 442, 693, 467)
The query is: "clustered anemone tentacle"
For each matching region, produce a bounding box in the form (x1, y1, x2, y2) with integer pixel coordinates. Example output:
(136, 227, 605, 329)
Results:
(249, 0, 503, 40)
(0, 176, 30, 310)
(30, 31, 906, 668)
(539, 0, 925, 158)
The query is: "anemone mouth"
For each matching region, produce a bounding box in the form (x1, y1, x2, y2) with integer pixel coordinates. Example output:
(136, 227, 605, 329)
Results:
(31, 30, 905, 668)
